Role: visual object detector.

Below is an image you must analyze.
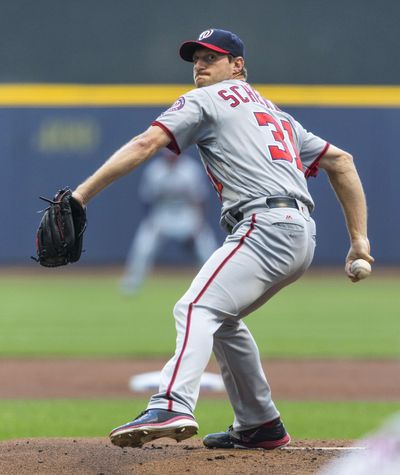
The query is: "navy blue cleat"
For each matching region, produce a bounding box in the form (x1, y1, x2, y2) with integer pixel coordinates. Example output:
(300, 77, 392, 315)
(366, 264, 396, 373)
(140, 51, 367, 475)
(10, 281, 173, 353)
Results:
(109, 409, 199, 448)
(203, 417, 290, 450)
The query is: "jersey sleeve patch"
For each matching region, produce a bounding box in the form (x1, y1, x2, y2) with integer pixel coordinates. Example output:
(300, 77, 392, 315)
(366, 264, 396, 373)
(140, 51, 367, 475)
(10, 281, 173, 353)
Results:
(168, 96, 185, 112)
(157, 96, 186, 119)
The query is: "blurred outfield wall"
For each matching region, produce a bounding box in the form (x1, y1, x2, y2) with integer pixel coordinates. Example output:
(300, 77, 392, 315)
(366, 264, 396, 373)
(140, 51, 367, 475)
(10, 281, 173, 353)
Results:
(1, 0, 399, 85)
(1, 1, 398, 265)
(0, 84, 398, 265)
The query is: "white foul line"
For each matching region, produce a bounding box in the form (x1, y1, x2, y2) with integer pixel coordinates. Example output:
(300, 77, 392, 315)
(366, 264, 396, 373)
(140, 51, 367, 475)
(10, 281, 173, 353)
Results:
(281, 446, 366, 451)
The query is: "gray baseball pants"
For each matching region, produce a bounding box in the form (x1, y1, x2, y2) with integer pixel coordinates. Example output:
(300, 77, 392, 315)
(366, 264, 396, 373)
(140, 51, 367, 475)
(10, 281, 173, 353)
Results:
(147, 206, 316, 431)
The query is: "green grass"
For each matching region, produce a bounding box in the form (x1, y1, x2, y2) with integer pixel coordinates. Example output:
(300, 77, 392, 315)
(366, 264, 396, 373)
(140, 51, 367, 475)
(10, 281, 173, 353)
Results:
(0, 399, 399, 441)
(0, 272, 399, 358)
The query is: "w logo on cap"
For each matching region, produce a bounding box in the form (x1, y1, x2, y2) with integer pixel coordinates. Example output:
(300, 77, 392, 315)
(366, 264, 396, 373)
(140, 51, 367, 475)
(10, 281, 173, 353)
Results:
(198, 29, 214, 40)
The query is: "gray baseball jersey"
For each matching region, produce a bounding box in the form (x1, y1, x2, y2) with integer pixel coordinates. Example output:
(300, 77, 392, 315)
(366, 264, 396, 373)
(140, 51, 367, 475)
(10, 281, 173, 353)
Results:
(153, 79, 328, 220)
(147, 79, 328, 430)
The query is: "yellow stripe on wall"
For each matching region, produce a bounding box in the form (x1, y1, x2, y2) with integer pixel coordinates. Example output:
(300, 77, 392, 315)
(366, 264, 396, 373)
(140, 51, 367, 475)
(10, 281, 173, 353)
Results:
(256, 85, 400, 107)
(0, 84, 399, 107)
(0, 85, 192, 106)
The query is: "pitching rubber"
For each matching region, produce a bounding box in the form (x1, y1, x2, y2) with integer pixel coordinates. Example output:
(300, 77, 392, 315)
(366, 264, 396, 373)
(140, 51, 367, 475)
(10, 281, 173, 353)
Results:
(110, 417, 199, 448)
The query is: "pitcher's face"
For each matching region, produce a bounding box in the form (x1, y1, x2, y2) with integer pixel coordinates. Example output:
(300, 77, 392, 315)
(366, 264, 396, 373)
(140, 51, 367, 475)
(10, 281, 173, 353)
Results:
(192, 48, 235, 87)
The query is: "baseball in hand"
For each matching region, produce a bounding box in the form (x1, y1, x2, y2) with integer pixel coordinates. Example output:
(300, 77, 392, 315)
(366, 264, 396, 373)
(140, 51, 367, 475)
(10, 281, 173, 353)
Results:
(350, 259, 372, 280)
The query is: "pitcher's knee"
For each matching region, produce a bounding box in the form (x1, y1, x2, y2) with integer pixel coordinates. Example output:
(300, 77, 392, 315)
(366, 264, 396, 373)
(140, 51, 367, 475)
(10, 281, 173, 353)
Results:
(173, 298, 191, 322)
(174, 297, 226, 333)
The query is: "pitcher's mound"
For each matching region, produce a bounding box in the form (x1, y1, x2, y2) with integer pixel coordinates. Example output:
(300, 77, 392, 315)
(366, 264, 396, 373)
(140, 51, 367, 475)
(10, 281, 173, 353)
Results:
(0, 437, 359, 475)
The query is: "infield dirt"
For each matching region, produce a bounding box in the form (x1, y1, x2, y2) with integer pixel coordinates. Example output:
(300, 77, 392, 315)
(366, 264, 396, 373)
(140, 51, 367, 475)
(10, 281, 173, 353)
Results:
(0, 358, 398, 400)
(0, 358, 397, 474)
(0, 437, 361, 475)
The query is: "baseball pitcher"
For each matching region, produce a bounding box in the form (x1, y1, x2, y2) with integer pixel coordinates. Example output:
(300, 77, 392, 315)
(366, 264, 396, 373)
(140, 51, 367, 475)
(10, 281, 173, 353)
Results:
(70, 29, 373, 449)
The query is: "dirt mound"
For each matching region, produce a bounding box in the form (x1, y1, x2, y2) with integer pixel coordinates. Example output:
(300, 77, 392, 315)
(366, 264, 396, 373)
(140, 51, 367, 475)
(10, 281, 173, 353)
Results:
(0, 437, 359, 475)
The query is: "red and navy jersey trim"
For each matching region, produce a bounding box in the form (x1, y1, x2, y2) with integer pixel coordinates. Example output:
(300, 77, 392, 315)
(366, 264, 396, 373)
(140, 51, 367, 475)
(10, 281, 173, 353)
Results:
(305, 142, 330, 178)
(152, 121, 181, 155)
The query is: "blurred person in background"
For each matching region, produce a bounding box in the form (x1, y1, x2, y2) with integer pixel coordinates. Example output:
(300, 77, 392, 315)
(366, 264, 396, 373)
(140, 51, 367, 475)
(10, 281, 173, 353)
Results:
(120, 150, 218, 294)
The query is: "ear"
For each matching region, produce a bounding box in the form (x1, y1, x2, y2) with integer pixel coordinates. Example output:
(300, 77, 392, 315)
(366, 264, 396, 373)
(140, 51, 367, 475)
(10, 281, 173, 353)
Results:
(233, 57, 245, 74)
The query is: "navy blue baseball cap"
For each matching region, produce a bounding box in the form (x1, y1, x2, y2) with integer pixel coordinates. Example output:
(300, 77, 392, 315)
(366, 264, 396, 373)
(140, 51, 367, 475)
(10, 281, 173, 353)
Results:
(179, 29, 245, 62)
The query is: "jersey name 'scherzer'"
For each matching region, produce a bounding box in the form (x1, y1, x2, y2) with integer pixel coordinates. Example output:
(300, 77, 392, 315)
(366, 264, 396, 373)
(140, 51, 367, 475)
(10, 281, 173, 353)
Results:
(152, 79, 328, 218)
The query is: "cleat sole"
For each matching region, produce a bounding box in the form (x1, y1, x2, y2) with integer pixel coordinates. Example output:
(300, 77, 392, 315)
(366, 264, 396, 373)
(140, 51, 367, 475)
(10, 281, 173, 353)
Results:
(110, 421, 198, 448)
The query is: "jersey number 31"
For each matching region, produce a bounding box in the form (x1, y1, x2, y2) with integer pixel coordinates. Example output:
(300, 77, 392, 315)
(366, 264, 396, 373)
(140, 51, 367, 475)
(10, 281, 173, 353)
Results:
(254, 112, 303, 171)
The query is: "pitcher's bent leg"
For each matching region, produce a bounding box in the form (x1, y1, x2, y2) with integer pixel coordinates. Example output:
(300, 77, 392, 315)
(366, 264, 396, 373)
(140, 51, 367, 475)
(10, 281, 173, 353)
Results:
(147, 302, 222, 414)
(147, 240, 246, 415)
(147, 217, 267, 415)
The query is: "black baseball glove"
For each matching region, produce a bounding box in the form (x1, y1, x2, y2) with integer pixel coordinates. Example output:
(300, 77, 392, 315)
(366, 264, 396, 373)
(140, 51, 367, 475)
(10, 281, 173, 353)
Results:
(33, 187, 87, 267)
